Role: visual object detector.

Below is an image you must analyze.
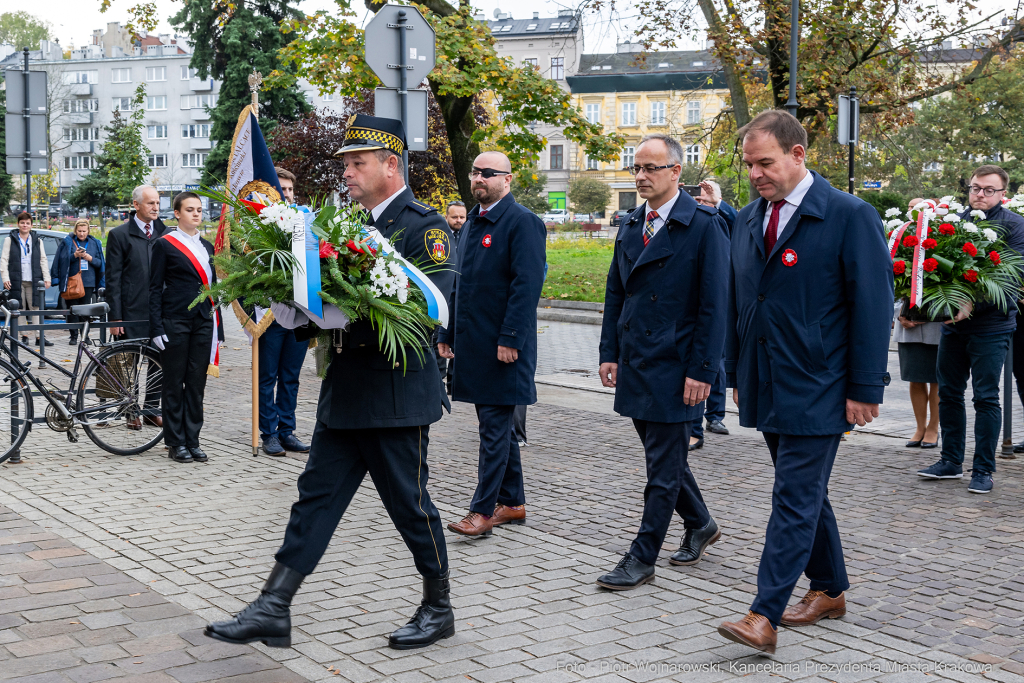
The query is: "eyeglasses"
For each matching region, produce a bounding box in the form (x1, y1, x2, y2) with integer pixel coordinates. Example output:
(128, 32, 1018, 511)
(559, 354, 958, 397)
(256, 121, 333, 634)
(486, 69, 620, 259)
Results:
(469, 168, 510, 179)
(627, 164, 676, 176)
(969, 185, 1006, 197)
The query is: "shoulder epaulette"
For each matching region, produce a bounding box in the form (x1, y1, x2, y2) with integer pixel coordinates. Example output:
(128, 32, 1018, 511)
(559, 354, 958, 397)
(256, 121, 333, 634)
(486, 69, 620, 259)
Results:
(408, 199, 438, 216)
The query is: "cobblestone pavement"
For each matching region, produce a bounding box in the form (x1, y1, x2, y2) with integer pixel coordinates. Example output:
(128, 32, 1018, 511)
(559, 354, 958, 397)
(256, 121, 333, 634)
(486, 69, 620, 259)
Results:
(0, 321, 1020, 682)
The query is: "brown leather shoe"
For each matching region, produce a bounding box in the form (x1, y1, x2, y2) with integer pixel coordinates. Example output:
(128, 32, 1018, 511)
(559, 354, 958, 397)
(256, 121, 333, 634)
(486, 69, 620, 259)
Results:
(781, 590, 846, 626)
(143, 415, 163, 428)
(447, 512, 493, 537)
(126, 417, 142, 431)
(492, 504, 525, 526)
(718, 612, 777, 654)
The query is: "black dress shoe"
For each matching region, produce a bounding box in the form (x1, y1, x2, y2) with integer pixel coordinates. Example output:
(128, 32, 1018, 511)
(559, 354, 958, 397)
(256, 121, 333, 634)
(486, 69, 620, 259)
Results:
(279, 434, 310, 453)
(206, 562, 304, 648)
(689, 437, 704, 451)
(188, 447, 208, 462)
(596, 553, 655, 590)
(170, 446, 192, 463)
(669, 517, 721, 566)
(37, 339, 53, 347)
(920, 441, 938, 449)
(905, 440, 922, 447)
(706, 419, 729, 435)
(1015, 440, 1024, 454)
(389, 572, 456, 649)
(263, 436, 285, 456)
(68, 335, 78, 346)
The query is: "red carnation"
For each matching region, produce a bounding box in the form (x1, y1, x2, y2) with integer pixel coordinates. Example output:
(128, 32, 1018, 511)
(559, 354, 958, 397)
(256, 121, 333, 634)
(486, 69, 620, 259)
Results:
(319, 241, 338, 259)
(963, 270, 979, 283)
(990, 251, 1001, 265)
(962, 242, 978, 257)
(922, 238, 938, 249)
(923, 258, 938, 272)
(902, 235, 919, 247)
(939, 223, 956, 235)
(893, 260, 906, 274)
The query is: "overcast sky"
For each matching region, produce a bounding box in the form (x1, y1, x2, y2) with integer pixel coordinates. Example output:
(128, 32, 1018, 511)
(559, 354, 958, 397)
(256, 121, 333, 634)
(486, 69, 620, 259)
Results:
(39, 0, 1018, 57)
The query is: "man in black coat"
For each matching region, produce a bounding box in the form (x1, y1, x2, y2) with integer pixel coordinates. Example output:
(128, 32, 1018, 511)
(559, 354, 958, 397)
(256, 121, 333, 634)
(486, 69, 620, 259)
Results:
(205, 115, 457, 652)
(438, 151, 547, 538)
(105, 185, 168, 428)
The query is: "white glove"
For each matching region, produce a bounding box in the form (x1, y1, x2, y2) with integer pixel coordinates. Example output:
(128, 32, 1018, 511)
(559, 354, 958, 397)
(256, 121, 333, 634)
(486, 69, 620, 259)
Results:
(151, 334, 169, 351)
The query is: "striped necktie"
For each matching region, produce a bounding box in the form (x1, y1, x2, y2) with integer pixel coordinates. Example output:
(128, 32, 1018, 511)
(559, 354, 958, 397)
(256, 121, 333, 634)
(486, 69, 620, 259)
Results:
(643, 210, 658, 246)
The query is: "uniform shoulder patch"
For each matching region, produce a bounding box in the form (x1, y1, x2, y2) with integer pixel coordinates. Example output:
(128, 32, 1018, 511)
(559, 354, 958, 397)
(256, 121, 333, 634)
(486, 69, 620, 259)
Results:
(408, 200, 438, 216)
(424, 228, 451, 264)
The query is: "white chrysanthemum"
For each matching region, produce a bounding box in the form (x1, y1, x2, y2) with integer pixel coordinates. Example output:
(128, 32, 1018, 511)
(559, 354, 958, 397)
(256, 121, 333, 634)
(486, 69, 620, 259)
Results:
(963, 223, 979, 233)
(983, 228, 999, 242)
(398, 287, 408, 304)
(259, 203, 301, 234)
(946, 214, 961, 222)
(885, 207, 902, 218)
(886, 218, 904, 230)
(971, 209, 986, 220)
(387, 261, 403, 277)
(940, 195, 954, 203)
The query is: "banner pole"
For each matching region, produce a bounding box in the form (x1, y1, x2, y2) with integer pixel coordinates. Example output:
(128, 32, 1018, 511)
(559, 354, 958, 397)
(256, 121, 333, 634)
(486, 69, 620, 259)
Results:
(252, 337, 259, 456)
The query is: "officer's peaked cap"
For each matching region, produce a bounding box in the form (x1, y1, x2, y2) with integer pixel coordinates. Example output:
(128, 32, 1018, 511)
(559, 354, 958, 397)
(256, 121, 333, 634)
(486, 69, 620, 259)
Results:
(336, 114, 406, 156)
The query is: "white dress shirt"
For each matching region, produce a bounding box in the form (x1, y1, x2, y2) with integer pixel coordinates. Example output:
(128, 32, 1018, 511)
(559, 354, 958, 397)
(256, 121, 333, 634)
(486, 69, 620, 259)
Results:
(370, 185, 408, 223)
(134, 214, 155, 237)
(642, 190, 681, 239)
(762, 170, 813, 239)
(170, 229, 211, 283)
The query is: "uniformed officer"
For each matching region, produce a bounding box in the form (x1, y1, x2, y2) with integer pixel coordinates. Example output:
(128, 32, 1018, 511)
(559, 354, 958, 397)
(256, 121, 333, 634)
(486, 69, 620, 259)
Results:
(439, 151, 547, 537)
(205, 115, 457, 651)
(596, 133, 729, 590)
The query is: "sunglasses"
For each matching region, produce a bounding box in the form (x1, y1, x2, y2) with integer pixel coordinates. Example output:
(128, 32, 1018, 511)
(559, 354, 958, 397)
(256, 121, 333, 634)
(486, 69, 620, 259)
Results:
(469, 167, 511, 179)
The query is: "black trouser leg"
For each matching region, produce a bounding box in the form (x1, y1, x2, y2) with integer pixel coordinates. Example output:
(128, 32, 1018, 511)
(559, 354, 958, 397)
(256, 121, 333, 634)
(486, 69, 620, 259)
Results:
(161, 316, 212, 448)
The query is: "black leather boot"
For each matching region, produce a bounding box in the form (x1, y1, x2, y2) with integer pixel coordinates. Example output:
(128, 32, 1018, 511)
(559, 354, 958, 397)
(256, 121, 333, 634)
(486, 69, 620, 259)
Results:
(204, 562, 304, 648)
(388, 573, 455, 650)
(669, 517, 721, 566)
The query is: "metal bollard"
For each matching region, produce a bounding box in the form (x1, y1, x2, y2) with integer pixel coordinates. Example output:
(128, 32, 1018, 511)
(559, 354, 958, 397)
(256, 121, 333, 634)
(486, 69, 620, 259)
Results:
(36, 283, 46, 369)
(9, 306, 20, 464)
(1001, 343, 1016, 458)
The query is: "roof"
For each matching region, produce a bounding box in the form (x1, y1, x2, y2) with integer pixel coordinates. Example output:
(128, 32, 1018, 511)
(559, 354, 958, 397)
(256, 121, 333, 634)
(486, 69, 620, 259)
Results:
(487, 15, 580, 38)
(568, 50, 729, 93)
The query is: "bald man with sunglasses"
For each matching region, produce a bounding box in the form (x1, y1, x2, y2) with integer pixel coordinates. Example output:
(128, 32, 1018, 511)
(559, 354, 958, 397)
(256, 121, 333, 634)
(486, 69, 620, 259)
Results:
(439, 152, 547, 538)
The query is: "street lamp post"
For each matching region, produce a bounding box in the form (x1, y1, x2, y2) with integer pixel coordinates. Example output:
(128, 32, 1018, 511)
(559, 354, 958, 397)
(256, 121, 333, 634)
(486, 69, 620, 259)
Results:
(785, 0, 799, 117)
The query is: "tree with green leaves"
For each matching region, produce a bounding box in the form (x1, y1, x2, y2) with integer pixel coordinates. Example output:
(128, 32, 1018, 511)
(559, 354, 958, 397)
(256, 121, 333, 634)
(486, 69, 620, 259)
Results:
(568, 176, 611, 218)
(171, 0, 311, 187)
(86, 85, 150, 208)
(511, 166, 550, 215)
(0, 11, 51, 50)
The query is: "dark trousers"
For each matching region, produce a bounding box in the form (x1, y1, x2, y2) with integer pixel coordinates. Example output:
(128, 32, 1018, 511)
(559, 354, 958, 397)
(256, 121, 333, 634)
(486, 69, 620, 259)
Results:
(161, 316, 212, 448)
(629, 420, 710, 565)
(692, 358, 726, 439)
(751, 433, 848, 627)
(66, 286, 95, 335)
(258, 321, 307, 440)
(469, 404, 525, 515)
(513, 404, 527, 444)
(938, 331, 1012, 475)
(1013, 314, 1024, 414)
(275, 421, 448, 579)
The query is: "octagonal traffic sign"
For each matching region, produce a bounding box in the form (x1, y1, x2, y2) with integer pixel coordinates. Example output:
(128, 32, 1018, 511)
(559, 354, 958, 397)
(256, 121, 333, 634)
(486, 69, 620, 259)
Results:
(364, 4, 436, 89)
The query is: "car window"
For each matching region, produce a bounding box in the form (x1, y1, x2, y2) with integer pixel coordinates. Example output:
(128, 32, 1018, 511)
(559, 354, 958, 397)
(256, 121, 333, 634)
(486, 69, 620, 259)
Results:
(40, 236, 60, 259)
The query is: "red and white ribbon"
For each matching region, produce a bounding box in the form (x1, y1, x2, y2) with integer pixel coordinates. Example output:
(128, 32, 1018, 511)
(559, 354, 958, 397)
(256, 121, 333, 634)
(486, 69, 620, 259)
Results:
(887, 221, 911, 258)
(908, 200, 935, 309)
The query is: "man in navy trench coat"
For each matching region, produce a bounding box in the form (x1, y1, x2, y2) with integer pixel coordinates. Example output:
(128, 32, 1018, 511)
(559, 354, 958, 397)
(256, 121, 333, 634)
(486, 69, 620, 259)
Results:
(595, 134, 730, 590)
(717, 111, 893, 654)
(439, 151, 547, 538)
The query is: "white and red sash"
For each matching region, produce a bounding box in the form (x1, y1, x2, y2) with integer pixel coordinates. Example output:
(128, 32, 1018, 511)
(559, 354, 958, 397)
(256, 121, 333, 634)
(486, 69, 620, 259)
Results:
(163, 233, 221, 377)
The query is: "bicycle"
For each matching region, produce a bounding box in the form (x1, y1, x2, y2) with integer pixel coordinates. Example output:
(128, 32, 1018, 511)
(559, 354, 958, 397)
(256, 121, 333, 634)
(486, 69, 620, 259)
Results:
(0, 295, 165, 462)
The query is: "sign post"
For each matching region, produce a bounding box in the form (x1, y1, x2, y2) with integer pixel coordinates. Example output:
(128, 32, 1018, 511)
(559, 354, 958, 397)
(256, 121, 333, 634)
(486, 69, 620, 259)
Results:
(837, 87, 859, 194)
(4, 49, 48, 214)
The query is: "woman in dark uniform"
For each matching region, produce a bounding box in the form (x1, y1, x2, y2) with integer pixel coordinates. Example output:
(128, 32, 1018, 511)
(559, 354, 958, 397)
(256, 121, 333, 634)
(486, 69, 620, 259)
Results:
(149, 192, 222, 463)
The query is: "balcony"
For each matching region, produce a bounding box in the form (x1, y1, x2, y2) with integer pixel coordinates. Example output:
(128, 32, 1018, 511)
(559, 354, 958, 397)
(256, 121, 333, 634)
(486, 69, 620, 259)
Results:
(190, 138, 211, 150)
(68, 83, 92, 96)
(190, 77, 213, 92)
(67, 112, 92, 124)
(189, 108, 211, 121)
(67, 140, 94, 154)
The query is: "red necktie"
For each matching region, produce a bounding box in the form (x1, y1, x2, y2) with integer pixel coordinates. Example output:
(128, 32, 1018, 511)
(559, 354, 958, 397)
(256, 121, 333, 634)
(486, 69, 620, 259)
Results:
(144, 223, 152, 239)
(643, 211, 658, 246)
(764, 200, 786, 255)
(479, 210, 488, 217)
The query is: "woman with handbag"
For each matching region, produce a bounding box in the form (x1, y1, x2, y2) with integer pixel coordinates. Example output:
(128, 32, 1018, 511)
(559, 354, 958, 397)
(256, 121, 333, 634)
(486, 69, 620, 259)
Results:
(58, 219, 105, 345)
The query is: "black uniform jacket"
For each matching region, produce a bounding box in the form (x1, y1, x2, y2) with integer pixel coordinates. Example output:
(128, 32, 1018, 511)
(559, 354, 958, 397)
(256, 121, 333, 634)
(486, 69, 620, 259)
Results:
(314, 188, 456, 429)
(105, 213, 169, 339)
(148, 231, 223, 341)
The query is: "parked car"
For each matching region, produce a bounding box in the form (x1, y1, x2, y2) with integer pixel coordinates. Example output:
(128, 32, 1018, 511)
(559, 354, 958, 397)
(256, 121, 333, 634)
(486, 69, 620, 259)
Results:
(610, 210, 631, 227)
(0, 227, 70, 310)
(541, 208, 569, 224)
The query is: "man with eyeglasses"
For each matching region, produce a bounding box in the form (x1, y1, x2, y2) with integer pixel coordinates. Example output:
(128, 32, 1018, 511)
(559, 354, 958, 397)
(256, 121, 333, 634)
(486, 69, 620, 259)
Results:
(917, 164, 1024, 495)
(439, 152, 547, 538)
(595, 133, 729, 590)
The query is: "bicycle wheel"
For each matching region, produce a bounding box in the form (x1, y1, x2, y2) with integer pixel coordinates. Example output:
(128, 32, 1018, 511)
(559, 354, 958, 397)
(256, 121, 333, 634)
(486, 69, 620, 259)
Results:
(78, 343, 164, 455)
(0, 358, 33, 464)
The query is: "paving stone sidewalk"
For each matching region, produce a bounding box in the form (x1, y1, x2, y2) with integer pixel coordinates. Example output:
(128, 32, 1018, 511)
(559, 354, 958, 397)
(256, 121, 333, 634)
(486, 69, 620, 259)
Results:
(0, 321, 1019, 682)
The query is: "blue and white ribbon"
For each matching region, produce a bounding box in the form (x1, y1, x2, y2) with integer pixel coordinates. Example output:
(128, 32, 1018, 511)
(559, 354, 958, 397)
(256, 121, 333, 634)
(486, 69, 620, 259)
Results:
(364, 227, 449, 329)
(290, 208, 323, 319)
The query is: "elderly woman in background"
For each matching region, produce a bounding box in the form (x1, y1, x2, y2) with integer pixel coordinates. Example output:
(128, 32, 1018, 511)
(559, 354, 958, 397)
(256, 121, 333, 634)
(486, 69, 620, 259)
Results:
(58, 219, 105, 345)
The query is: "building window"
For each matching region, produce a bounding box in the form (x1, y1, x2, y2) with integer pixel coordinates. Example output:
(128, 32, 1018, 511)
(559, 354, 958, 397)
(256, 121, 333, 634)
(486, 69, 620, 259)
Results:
(147, 154, 167, 168)
(621, 102, 637, 126)
(585, 103, 600, 124)
(524, 58, 538, 69)
(686, 100, 701, 124)
(685, 144, 700, 165)
(322, 93, 334, 101)
(111, 68, 131, 83)
(181, 124, 210, 138)
(550, 56, 564, 80)
(65, 70, 98, 84)
(651, 101, 666, 125)
(146, 96, 167, 110)
(64, 155, 93, 170)
(621, 145, 635, 169)
(64, 99, 99, 113)
(550, 145, 563, 170)
(63, 127, 100, 141)
(112, 97, 133, 112)
(182, 153, 208, 168)
(148, 125, 168, 139)
(586, 156, 599, 170)
(146, 66, 166, 81)
(180, 66, 198, 80)
(180, 94, 216, 109)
